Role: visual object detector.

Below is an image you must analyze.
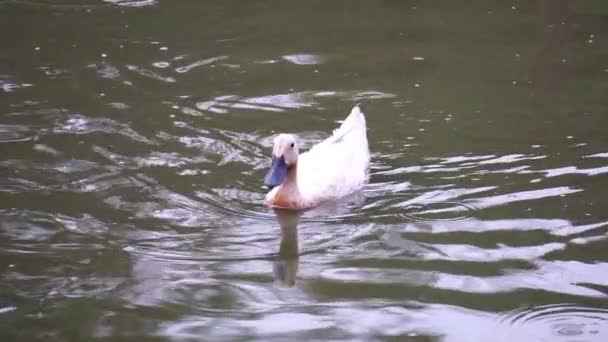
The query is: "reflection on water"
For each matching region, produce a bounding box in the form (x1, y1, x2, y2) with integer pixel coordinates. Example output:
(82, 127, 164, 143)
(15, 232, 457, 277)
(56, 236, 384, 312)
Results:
(1, 0, 608, 340)
(272, 210, 300, 287)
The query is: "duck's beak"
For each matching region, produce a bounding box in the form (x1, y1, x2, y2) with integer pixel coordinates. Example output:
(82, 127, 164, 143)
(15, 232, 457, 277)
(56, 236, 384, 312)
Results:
(264, 155, 288, 188)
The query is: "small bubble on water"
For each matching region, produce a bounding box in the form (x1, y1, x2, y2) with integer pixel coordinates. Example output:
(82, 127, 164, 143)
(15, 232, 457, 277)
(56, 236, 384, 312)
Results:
(512, 6, 516, 10)
(512, 80, 517, 84)
(531, 144, 541, 148)
(34, 46, 40, 51)
(414, 83, 420, 87)
(101, 53, 107, 58)
(160, 46, 168, 51)
(412, 56, 425, 61)
(588, 39, 594, 44)
(566, 135, 573, 139)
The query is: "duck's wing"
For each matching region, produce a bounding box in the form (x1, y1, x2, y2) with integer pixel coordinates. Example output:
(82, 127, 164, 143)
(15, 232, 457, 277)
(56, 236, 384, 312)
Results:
(297, 105, 370, 200)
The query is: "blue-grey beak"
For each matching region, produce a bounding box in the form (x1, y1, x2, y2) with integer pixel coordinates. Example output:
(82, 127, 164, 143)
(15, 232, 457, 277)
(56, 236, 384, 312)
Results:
(264, 155, 288, 188)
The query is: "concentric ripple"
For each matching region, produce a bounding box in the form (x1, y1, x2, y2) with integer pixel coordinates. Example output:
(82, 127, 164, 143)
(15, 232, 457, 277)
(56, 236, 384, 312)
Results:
(498, 304, 608, 341)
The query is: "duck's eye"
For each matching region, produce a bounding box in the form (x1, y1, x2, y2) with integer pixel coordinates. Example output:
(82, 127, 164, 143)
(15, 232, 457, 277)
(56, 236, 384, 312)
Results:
(290, 143, 295, 148)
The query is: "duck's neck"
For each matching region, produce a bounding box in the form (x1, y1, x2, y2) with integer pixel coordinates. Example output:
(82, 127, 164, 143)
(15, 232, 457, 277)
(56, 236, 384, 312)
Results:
(273, 164, 303, 209)
(280, 164, 299, 192)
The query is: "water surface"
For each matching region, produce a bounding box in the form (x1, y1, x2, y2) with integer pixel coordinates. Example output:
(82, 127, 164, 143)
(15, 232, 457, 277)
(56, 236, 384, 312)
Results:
(2, 0, 608, 341)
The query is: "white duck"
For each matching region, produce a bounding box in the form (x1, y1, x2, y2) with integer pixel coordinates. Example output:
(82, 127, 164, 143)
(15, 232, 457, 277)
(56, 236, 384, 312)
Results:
(264, 105, 370, 210)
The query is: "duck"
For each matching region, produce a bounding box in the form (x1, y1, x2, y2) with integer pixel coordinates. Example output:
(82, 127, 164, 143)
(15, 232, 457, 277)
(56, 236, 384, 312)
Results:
(263, 104, 370, 210)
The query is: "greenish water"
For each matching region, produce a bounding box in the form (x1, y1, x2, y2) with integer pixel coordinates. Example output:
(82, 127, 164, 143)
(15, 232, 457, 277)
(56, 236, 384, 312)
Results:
(2, 1, 608, 341)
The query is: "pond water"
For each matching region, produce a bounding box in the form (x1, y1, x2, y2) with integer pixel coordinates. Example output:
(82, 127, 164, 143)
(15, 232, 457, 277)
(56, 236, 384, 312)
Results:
(2, 0, 608, 341)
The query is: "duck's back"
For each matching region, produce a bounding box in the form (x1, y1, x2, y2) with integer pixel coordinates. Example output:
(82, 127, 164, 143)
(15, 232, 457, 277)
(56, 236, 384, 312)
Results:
(297, 106, 370, 203)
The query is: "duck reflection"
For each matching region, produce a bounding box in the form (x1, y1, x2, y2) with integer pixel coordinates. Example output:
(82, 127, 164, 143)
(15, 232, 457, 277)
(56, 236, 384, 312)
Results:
(272, 209, 301, 287)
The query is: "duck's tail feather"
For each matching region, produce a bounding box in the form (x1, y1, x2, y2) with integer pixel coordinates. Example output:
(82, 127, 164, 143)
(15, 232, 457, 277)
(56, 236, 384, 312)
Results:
(330, 104, 367, 141)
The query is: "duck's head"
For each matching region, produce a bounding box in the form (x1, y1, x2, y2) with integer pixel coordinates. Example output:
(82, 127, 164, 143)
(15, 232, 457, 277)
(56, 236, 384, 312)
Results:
(264, 134, 299, 189)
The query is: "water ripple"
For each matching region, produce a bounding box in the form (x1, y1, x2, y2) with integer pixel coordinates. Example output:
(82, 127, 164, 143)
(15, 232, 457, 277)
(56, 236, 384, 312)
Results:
(192, 90, 396, 114)
(126, 64, 175, 83)
(398, 201, 478, 222)
(320, 260, 608, 297)
(103, 0, 156, 7)
(0, 124, 36, 142)
(175, 55, 228, 73)
(0, 75, 33, 93)
(499, 304, 608, 341)
(2, 1, 608, 341)
(281, 54, 323, 65)
(54, 114, 156, 145)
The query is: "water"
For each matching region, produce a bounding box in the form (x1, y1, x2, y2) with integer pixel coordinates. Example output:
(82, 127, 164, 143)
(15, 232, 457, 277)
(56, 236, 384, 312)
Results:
(2, 0, 608, 340)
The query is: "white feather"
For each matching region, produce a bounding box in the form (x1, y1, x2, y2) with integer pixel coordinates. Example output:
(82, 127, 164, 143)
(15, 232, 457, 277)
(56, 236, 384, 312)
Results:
(296, 105, 370, 204)
(265, 105, 370, 209)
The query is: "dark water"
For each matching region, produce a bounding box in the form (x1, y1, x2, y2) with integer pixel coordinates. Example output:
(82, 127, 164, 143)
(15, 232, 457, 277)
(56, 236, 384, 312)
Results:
(2, 0, 608, 341)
